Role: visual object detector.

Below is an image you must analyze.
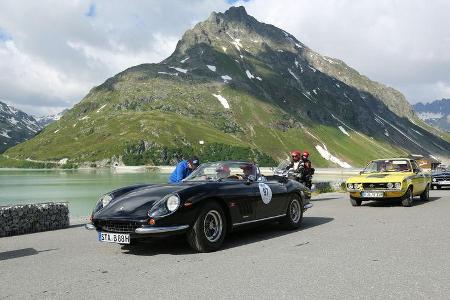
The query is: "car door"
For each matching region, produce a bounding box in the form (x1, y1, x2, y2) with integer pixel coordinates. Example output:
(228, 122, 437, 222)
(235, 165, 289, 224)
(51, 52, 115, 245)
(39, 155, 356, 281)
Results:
(217, 181, 259, 225)
(254, 177, 288, 220)
(411, 160, 426, 194)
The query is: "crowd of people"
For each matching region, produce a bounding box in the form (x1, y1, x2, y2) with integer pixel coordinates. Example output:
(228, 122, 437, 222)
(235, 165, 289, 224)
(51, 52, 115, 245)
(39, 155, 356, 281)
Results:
(168, 149, 315, 188)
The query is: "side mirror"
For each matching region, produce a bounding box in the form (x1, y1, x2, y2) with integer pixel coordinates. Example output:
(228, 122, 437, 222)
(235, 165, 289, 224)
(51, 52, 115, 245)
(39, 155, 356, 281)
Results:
(413, 169, 420, 174)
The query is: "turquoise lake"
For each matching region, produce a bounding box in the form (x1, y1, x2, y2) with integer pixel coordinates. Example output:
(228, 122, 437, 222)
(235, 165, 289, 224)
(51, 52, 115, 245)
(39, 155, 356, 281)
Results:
(0, 169, 168, 218)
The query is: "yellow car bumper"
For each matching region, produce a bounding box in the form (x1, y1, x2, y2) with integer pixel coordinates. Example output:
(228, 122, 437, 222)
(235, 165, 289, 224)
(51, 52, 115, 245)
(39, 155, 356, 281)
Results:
(349, 190, 406, 199)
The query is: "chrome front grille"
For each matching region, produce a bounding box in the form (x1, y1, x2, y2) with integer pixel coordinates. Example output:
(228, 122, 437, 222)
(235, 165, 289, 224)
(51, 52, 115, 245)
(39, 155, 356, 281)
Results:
(434, 176, 450, 182)
(97, 221, 140, 233)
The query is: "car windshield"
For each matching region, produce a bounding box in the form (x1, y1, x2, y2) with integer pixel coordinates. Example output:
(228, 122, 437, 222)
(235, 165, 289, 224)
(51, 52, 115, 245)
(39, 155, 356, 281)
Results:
(183, 162, 258, 182)
(362, 160, 412, 173)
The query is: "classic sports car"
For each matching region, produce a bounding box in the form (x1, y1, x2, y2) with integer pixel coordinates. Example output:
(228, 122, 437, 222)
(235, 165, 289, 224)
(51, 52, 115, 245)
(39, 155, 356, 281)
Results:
(431, 171, 450, 189)
(346, 158, 431, 207)
(85, 161, 313, 252)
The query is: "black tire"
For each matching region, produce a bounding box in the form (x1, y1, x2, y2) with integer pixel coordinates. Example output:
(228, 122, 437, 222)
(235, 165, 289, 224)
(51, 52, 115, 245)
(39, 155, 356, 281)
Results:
(350, 196, 362, 206)
(280, 194, 304, 229)
(187, 202, 227, 252)
(401, 187, 414, 207)
(420, 184, 430, 201)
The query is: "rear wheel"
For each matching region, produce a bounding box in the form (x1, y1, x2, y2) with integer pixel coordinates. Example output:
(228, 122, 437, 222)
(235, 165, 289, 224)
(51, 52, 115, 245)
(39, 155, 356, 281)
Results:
(350, 196, 362, 206)
(420, 184, 430, 201)
(401, 187, 414, 207)
(187, 202, 227, 252)
(280, 195, 304, 229)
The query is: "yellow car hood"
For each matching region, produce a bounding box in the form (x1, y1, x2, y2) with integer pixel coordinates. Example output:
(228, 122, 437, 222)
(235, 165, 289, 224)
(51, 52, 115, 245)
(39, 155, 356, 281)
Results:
(347, 172, 413, 183)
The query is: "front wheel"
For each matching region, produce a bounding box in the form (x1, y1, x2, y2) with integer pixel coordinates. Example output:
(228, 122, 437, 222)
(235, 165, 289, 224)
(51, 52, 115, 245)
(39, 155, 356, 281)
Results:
(350, 196, 362, 206)
(401, 187, 414, 207)
(280, 195, 304, 229)
(420, 184, 430, 201)
(187, 202, 227, 252)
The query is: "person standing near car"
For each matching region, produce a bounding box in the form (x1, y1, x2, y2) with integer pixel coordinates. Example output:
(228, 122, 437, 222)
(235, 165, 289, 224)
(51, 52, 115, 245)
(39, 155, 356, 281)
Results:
(169, 156, 200, 183)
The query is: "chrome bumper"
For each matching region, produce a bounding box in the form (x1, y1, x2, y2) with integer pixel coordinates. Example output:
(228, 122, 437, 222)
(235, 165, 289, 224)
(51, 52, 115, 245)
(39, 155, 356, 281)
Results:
(304, 203, 313, 209)
(135, 225, 189, 234)
(85, 223, 96, 230)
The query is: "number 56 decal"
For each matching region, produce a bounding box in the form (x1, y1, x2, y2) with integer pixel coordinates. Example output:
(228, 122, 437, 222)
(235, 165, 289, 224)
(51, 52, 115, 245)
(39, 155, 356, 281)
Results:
(258, 183, 273, 204)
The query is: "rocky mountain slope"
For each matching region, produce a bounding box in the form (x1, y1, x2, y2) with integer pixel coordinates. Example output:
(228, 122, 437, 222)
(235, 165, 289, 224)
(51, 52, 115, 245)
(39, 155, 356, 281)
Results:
(4, 6, 450, 167)
(0, 101, 41, 153)
(414, 99, 450, 132)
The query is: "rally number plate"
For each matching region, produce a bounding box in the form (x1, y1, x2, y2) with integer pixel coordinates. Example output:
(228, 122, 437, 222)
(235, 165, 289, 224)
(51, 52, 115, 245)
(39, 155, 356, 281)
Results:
(98, 232, 130, 244)
(361, 191, 384, 198)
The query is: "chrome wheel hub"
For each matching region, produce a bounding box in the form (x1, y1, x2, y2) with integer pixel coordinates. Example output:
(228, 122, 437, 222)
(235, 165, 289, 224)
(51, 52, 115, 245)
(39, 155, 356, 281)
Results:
(289, 199, 301, 223)
(203, 210, 223, 242)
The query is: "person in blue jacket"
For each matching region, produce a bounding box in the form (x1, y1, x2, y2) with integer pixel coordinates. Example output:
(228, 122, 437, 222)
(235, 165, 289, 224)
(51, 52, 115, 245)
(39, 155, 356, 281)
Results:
(168, 156, 200, 183)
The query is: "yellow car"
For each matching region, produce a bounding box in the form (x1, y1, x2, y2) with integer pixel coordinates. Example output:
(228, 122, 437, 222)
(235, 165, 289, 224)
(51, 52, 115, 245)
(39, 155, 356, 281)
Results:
(346, 158, 431, 207)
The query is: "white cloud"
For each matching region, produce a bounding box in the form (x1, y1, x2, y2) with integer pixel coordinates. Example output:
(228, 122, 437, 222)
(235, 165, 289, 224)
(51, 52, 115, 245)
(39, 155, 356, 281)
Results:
(0, 0, 229, 115)
(236, 0, 450, 103)
(0, 0, 449, 116)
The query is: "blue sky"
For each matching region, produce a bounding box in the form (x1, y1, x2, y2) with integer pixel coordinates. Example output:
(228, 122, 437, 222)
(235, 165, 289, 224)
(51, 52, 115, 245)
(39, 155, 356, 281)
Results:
(85, 4, 97, 18)
(0, 28, 12, 41)
(0, 0, 449, 116)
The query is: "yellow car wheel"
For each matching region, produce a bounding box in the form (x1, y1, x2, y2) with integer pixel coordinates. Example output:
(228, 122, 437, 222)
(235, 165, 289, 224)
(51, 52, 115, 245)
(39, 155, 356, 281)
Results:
(420, 184, 430, 201)
(350, 196, 362, 207)
(401, 187, 413, 207)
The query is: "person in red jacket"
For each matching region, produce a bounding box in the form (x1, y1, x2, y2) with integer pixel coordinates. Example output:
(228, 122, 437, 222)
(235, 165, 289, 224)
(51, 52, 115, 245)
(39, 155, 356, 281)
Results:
(286, 150, 314, 188)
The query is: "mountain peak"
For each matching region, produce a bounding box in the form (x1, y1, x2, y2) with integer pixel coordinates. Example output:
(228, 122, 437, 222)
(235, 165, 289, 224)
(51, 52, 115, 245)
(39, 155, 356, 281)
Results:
(223, 6, 249, 18)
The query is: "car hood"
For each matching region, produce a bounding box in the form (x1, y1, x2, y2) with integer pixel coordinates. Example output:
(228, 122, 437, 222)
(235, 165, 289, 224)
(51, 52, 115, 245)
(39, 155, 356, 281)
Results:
(347, 172, 413, 183)
(94, 183, 192, 220)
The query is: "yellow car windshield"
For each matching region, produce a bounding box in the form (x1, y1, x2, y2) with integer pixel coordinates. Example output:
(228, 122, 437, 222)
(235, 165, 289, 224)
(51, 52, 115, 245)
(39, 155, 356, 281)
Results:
(363, 160, 411, 173)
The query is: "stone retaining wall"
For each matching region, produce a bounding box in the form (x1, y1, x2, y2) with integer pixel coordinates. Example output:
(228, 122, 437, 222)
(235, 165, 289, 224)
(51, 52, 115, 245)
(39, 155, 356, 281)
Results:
(0, 202, 69, 237)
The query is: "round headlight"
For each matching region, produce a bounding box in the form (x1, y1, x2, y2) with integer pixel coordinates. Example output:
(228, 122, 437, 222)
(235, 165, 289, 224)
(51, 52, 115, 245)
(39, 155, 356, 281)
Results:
(387, 182, 394, 189)
(101, 194, 112, 207)
(394, 182, 401, 189)
(347, 183, 353, 189)
(166, 195, 180, 212)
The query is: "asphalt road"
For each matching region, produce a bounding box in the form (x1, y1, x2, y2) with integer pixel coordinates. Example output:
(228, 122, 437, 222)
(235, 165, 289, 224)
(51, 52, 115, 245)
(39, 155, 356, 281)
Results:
(1, 190, 449, 299)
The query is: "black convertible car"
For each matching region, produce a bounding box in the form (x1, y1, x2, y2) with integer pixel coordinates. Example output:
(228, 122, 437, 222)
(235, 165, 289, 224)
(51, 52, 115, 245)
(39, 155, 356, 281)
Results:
(86, 161, 313, 252)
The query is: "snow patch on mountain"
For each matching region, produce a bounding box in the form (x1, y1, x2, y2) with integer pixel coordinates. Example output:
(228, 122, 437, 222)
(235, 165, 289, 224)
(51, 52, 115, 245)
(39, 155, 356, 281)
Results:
(8, 117, 18, 125)
(96, 104, 107, 113)
(207, 65, 216, 72)
(221, 75, 232, 83)
(245, 70, 255, 79)
(412, 129, 423, 136)
(212, 94, 230, 109)
(315, 144, 352, 168)
(1, 129, 11, 138)
(158, 71, 178, 76)
(180, 57, 190, 63)
(288, 68, 299, 81)
(169, 67, 188, 73)
(338, 126, 350, 136)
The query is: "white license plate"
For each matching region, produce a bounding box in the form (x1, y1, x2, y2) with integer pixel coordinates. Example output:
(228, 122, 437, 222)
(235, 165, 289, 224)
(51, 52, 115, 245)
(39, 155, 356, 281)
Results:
(361, 191, 384, 198)
(98, 232, 130, 244)
(438, 181, 450, 185)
